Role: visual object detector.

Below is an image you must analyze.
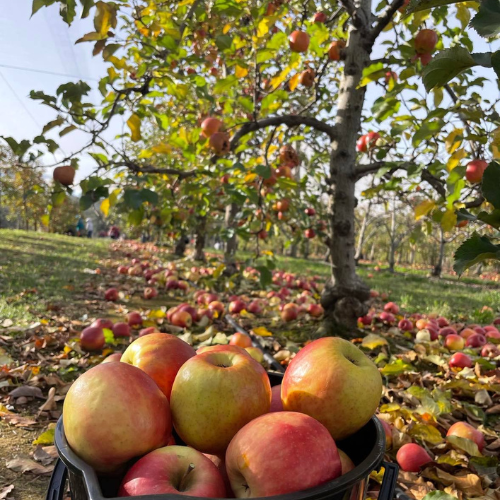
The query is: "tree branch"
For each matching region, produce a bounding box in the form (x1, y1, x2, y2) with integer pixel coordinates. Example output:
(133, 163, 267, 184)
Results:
(421, 168, 446, 198)
(464, 196, 484, 208)
(230, 115, 337, 150)
(112, 161, 210, 179)
(354, 161, 412, 180)
(179, 0, 203, 39)
(338, 0, 355, 17)
(367, 0, 405, 47)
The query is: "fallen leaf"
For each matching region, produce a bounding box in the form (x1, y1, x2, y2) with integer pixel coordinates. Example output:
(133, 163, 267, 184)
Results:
(6, 457, 53, 475)
(362, 334, 388, 350)
(33, 427, 55, 446)
(33, 446, 56, 465)
(1, 319, 13, 328)
(9, 386, 43, 399)
(0, 485, 14, 500)
(39, 387, 57, 412)
(252, 326, 273, 337)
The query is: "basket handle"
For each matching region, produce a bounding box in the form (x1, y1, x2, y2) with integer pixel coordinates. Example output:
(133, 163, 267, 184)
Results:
(46, 459, 68, 500)
(378, 461, 399, 500)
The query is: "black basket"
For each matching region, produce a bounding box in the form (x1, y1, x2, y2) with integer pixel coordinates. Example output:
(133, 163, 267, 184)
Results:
(47, 371, 399, 500)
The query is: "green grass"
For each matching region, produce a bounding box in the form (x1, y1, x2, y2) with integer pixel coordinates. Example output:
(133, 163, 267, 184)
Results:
(210, 249, 500, 321)
(0, 229, 110, 324)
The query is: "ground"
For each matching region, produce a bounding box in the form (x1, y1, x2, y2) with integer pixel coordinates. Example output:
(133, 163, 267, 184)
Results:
(1, 229, 500, 500)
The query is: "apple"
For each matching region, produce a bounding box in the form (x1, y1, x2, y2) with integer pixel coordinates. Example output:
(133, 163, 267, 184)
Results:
(474, 326, 487, 335)
(177, 281, 189, 292)
(486, 330, 500, 340)
(112, 322, 131, 338)
(415, 29, 438, 54)
(289, 30, 309, 53)
(356, 132, 380, 152)
(466, 333, 487, 348)
(445, 334, 465, 351)
(481, 343, 500, 357)
(209, 132, 230, 155)
(117, 266, 129, 275)
(313, 12, 327, 23)
(203, 454, 232, 497)
(80, 327, 105, 351)
(449, 352, 472, 369)
(226, 412, 342, 497)
(258, 229, 268, 240)
(269, 384, 283, 412)
(166, 278, 179, 290)
(203, 293, 219, 305)
(281, 303, 299, 322)
(128, 265, 142, 276)
(460, 328, 476, 339)
(139, 326, 159, 337)
(127, 311, 143, 327)
(276, 165, 293, 178)
(379, 311, 395, 324)
(299, 68, 315, 88)
(466, 159, 488, 183)
(276, 198, 290, 212)
(338, 450, 355, 475)
(91, 318, 114, 330)
(304, 228, 316, 239)
(245, 346, 264, 363)
(119, 445, 226, 497)
(437, 317, 449, 328)
(377, 417, 393, 450)
(63, 362, 171, 473)
(171, 310, 193, 328)
(305, 207, 316, 216)
(105, 288, 119, 302)
(307, 303, 324, 317)
(102, 352, 122, 363)
(177, 304, 199, 322)
(144, 287, 158, 300)
(484, 325, 499, 333)
(229, 300, 247, 314)
(396, 443, 432, 472)
(384, 302, 399, 314)
(208, 301, 225, 314)
(230, 332, 252, 348)
(359, 314, 373, 326)
(247, 300, 264, 315)
(122, 333, 196, 400)
(282, 337, 382, 440)
(494, 318, 500, 325)
(170, 350, 271, 454)
(53, 165, 75, 186)
(201, 117, 222, 138)
(398, 319, 413, 331)
(384, 71, 397, 84)
(447, 422, 485, 451)
(327, 40, 346, 61)
(439, 326, 456, 337)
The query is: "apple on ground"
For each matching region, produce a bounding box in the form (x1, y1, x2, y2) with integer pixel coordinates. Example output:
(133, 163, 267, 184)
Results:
(307, 303, 324, 317)
(396, 443, 432, 472)
(486, 330, 500, 340)
(105, 288, 119, 301)
(247, 300, 264, 315)
(127, 311, 143, 327)
(170, 350, 271, 455)
(226, 412, 341, 497)
(112, 322, 131, 338)
(208, 301, 225, 314)
(439, 327, 456, 337)
(91, 318, 114, 330)
(447, 422, 485, 451)
(245, 346, 264, 363)
(384, 302, 399, 314)
(338, 450, 355, 474)
(449, 352, 472, 369)
(229, 332, 252, 348)
(281, 303, 299, 322)
(398, 319, 413, 331)
(63, 362, 171, 473)
(269, 385, 283, 413)
(118, 445, 226, 498)
(102, 352, 122, 363)
(437, 317, 449, 328)
(80, 327, 105, 351)
(144, 287, 158, 300)
(140, 326, 160, 336)
(282, 337, 382, 440)
(482, 343, 500, 357)
(379, 311, 395, 324)
(171, 310, 193, 328)
(445, 334, 465, 351)
(466, 334, 487, 348)
(122, 333, 195, 400)
(229, 300, 246, 314)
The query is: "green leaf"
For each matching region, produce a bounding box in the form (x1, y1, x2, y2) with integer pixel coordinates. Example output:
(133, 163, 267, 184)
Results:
(256, 266, 272, 289)
(32, 0, 56, 17)
(482, 161, 500, 208)
(103, 328, 116, 345)
(492, 51, 500, 79)
(80, 0, 95, 18)
(469, 456, 499, 475)
(381, 359, 415, 376)
(214, 76, 237, 94)
(42, 117, 65, 134)
(254, 164, 272, 179)
(406, 0, 461, 15)
(59, 125, 77, 137)
(422, 48, 476, 91)
(140, 188, 159, 205)
(80, 193, 94, 211)
(446, 435, 482, 457)
(128, 208, 144, 226)
(477, 209, 500, 228)
(471, 0, 500, 37)
(52, 191, 66, 207)
(412, 120, 444, 146)
(215, 35, 233, 51)
(422, 492, 458, 500)
(60, 0, 77, 24)
(453, 233, 500, 275)
(124, 189, 144, 210)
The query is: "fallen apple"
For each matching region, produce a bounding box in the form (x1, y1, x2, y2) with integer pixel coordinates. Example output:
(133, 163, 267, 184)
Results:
(447, 422, 485, 451)
(80, 326, 105, 351)
(396, 443, 432, 472)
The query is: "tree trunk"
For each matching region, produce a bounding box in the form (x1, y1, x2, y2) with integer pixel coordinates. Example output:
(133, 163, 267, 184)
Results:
(289, 244, 298, 258)
(432, 228, 445, 277)
(194, 216, 206, 262)
(321, 12, 372, 330)
(369, 242, 375, 261)
(354, 196, 373, 263)
(388, 241, 396, 273)
(174, 232, 187, 257)
(302, 239, 310, 259)
(224, 203, 239, 266)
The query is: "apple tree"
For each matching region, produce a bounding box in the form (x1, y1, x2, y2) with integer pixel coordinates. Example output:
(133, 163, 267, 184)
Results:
(6, 0, 500, 329)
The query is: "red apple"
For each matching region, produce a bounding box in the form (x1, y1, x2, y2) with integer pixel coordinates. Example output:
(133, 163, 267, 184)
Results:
(177, 304, 199, 322)
(102, 352, 122, 363)
(327, 40, 346, 61)
(201, 117, 222, 138)
(269, 384, 283, 412)
(486, 330, 500, 340)
(112, 322, 131, 338)
(466, 333, 487, 348)
(307, 303, 324, 317)
(289, 30, 309, 53)
(447, 422, 485, 451)
(384, 302, 399, 314)
(439, 326, 456, 337)
(282, 337, 382, 440)
(63, 362, 171, 473)
(226, 412, 342, 497)
(208, 301, 225, 314)
(304, 228, 316, 239)
(171, 310, 193, 328)
(474, 327, 487, 335)
(437, 317, 449, 328)
(127, 311, 143, 327)
(170, 350, 271, 454)
(449, 352, 472, 369)
(481, 343, 500, 357)
(460, 328, 476, 339)
(144, 287, 158, 300)
(247, 300, 264, 315)
(166, 279, 179, 290)
(359, 314, 373, 326)
(245, 346, 264, 363)
(228, 300, 247, 314)
(305, 207, 316, 216)
(396, 443, 432, 472)
(80, 327, 105, 351)
(398, 319, 413, 331)
(445, 334, 465, 351)
(230, 332, 252, 348)
(118, 266, 129, 275)
(379, 311, 395, 324)
(466, 160, 488, 183)
(140, 326, 159, 337)
(281, 303, 299, 322)
(312, 12, 327, 23)
(91, 318, 113, 330)
(53, 165, 75, 186)
(105, 288, 119, 301)
(415, 29, 438, 54)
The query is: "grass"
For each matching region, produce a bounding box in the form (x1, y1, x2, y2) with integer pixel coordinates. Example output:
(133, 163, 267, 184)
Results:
(0, 229, 110, 324)
(210, 248, 500, 321)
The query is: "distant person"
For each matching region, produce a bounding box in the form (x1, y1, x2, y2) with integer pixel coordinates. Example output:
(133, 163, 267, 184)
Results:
(86, 217, 94, 238)
(76, 217, 85, 237)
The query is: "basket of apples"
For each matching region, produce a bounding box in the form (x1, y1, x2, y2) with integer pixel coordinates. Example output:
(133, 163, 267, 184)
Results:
(46, 334, 399, 500)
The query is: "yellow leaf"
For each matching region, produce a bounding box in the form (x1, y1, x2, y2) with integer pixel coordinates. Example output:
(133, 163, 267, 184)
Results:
(33, 428, 55, 446)
(379, 403, 401, 412)
(441, 209, 457, 232)
(262, 250, 274, 256)
(409, 423, 443, 445)
(223, 24, 231, 34)
(415, 200, 436, 220)
(445, 128, 464, 154)
(270, 66, 293, 91)
(95, 1, 117, 36)
(244, 173, 257, 184)
(100, 198, 110, 217)
(152, 143, 172, 154)
(257, 18, 270, 37)
(127, 114, 142, 142)
(266, 220, 272, 232)
(456, 3, 471, 29)
(63, 345, 72, 354)
(252, 326, 273, 337)
(148, 309, 166, 319)
(213, 264, 226, 279)
(0, 347, 13, 366)
(362, 334, 388, 350)
(109, 188, 120, 206)
(491, 127, 500, 159)
(40, 214, 50, 227)
(289, 73, 300, 91)
(447, 148, 467, 171)
(40, 319, 49, 325)
(235, 65, 248, 79)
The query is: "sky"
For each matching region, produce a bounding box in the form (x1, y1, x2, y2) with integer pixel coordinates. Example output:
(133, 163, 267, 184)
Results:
(0, 3, 498, 189)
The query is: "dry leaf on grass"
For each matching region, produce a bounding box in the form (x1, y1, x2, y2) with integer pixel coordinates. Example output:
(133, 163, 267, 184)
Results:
(9, 386, 43, 399)
(0, 485, 14, 500)
(6, 456, 53, 475)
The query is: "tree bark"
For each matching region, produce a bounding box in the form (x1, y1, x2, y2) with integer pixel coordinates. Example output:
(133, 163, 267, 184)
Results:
(388, 202, 396, 272)
(174, 232, 188, 257)
(224, 203, 239, 265)
(321, 11, 372, 330)
(432, 227, 445, 277)
(194, 215, 207, 261)
(354, 198, 373, 262)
